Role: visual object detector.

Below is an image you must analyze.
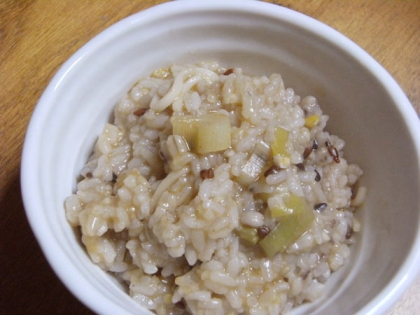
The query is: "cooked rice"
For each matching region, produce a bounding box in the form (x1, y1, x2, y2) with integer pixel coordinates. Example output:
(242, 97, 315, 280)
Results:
(65, 62, 365, 315)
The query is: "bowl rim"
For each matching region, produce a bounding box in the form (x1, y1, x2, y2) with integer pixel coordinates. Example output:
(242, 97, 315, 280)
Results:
(21, 1, 420, 314)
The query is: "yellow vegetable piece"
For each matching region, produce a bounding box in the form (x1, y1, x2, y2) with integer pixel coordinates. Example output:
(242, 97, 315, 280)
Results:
(270, 203, 294, 218)
(171, 113, 231, 154)
(196, 114, 231, 154)
(236, 226, 259, 245)
(304, 115, 321, 129)
(259, 194, 315, 257)
(271, 127, 290, 158)
(172, 116, 196, 148)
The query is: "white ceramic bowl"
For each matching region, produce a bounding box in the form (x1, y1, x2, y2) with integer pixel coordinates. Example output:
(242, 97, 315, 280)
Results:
(21, 1, 420, 314)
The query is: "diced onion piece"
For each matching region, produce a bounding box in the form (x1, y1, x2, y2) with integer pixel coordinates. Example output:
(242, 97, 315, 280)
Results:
(237, 141, 271, 186)
(259, 194, 315, 257)
(271, 127, 290, 158)
(304, 115, 321, 129)
(195, 114, 231, 154)
(171, 113, 231, 154)
(171, 116, 197, 149)
(270, 204, 293, 218)
(235, 226, 259, 245)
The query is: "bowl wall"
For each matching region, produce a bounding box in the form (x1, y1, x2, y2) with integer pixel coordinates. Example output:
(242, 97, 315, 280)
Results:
(21, 1, 420, 315)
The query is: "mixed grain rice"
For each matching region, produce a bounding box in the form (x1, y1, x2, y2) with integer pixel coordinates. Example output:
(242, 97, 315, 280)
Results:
(65, 62, 366, 315)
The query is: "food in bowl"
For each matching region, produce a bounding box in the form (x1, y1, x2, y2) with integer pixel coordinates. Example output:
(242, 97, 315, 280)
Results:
(64, 62, 366, 314)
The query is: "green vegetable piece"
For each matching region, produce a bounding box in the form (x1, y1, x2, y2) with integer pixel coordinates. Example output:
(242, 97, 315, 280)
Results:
(270, 203, 294, 218)
(171, 113, 231, 154)
(236, 226, 259, 245)
(259, 194, 315, 257)
(271, 127, 290, 158)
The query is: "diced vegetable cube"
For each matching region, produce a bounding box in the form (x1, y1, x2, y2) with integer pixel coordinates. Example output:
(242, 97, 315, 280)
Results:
(304, 115, 320, 129)
(171, 113, 231, 154)
(259, 194, 315, 257)
(236, 226, 259, 245)
(271, 127, 290, 158)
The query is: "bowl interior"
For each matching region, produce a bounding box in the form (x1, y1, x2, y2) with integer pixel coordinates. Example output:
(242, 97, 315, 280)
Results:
(22, 1, 420, 315)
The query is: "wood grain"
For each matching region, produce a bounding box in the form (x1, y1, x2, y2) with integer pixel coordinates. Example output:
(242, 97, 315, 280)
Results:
(1, 1, 418, 314)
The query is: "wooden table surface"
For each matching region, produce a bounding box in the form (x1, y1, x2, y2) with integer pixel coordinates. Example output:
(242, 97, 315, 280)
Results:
(1, 1, 419, 314)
